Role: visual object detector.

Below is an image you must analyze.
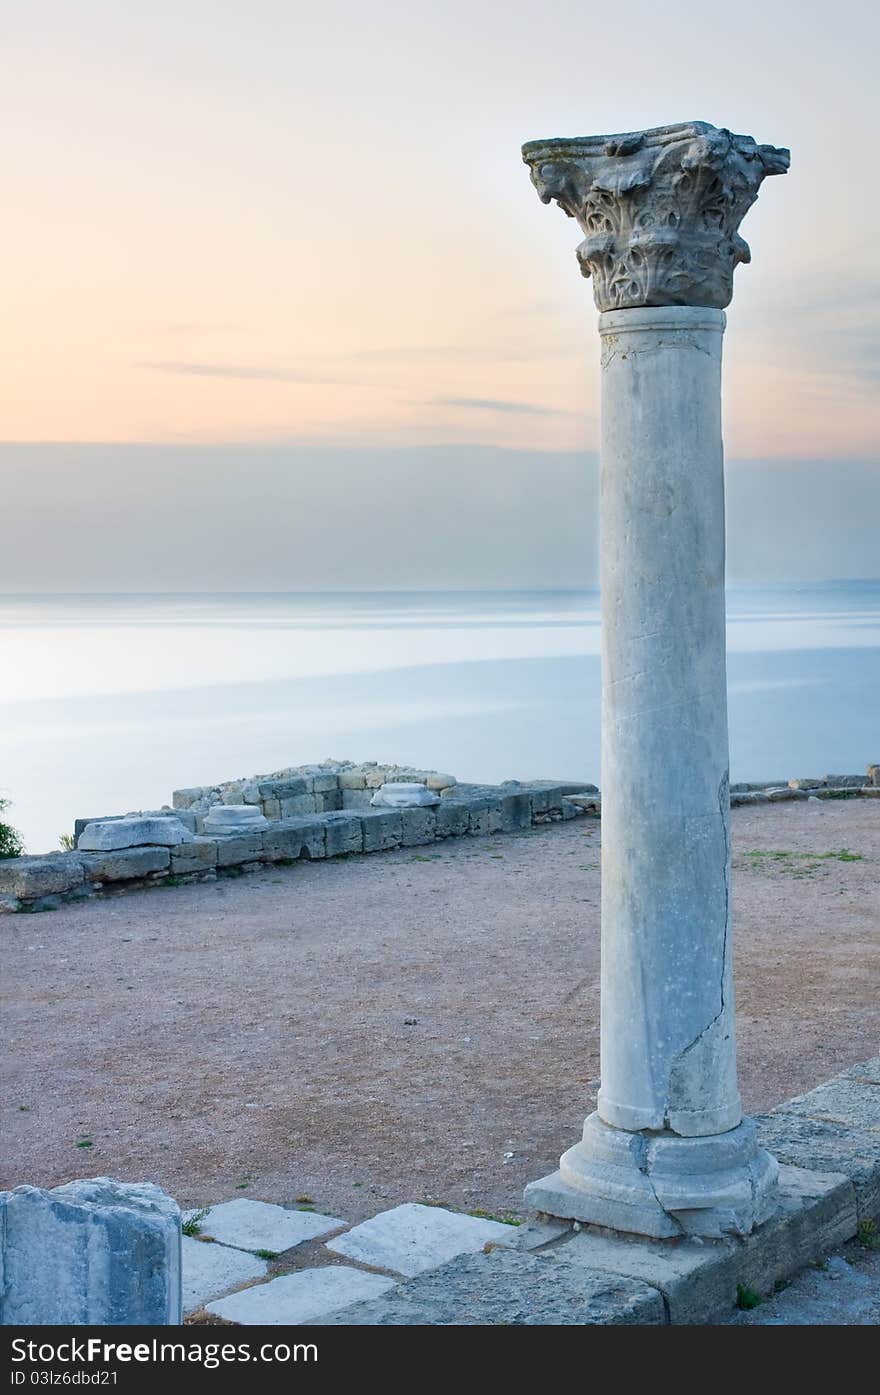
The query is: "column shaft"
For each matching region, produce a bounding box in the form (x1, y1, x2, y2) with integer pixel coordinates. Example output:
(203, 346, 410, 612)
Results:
(598, 306, 740, 1139)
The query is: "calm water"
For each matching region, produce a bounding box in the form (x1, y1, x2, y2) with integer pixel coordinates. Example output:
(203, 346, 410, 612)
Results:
(1, 584, 878, 854)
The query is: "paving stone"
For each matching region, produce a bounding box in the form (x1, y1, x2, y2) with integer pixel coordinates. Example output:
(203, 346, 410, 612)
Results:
(775, 1058, 880, 1131)
(182, 1236, 268, 1312)
(326, 1203, 512, 1278)
(207, 1266, 396, 1325)
(755, 1111, 880, 1222)
(317, 1248, 665, 1325)
(196, 1199, 344, 1253)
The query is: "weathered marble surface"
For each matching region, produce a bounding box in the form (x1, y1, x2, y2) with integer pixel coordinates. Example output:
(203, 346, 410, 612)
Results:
(523, 122, 788, 310)
(0, 1178, 181, 1325)
(370, 782, 441, 808)
(79, 816, 194, 850)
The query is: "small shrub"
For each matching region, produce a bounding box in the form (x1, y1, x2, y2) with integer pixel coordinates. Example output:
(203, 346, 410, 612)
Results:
(182, 1208, 208, 1238)
(735, 1282, 762, 1310)
(0, 798, 23, 859)
(59, 833, 76, 851)
(254, 1248, 278, 1260)
(857, 1219, 879, 1250)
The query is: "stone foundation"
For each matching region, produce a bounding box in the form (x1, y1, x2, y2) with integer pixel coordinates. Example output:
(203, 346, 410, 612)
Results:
(1, 759, 876, 915)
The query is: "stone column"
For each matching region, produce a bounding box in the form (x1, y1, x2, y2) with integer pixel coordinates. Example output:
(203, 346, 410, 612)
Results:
(522, 123, 789, 1239)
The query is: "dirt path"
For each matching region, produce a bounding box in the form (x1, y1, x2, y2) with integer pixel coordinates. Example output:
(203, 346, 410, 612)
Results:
(2, 799, 877, 1222)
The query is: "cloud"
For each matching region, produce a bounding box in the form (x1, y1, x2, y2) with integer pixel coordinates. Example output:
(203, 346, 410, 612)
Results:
(427, 396, 570, 416)
(136, 361, 338, 383)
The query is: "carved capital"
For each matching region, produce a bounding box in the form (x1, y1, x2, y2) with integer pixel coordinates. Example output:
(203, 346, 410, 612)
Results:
(522, 122, 788, 311)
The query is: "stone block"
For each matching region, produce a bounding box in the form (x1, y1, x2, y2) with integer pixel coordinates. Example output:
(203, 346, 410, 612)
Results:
(426, 773, 457, 791)
(74, 814, 120, 844)
(241, 781, 262, 805)
(260, 820, 317, 861)
(207, 1266, 396, 1325)
(824, 774, 866, 788)
(525, 783, 566, 814)
(326, 1203, 512, 1278)
(552, 1164, 857, 1325)
(338, 770, 367, 790)
(434, 800, 470, 838)
(500, 791, 532, 832)
(465, 795, 503, 836)
(216, 833, 265, 866)
(312, 773, 340, 793)
(280, 793, 318, 817)
(182, 1235, 267, 1313)
(341, 789, 374, 810)
(0, 1178, 181, 1325)
(79, 817, 193, 850)
(220, 785, 244, 804)
(318, 1247, 664, 1326)
(197, 1199, 344, 1253)
(259, 777, 310, 799)
(81, 847, 171, 883)
(261, 798, 281, 820)
(0, 854, 85, 899)
(315, 789, 343, 813)
(766, 786, 807, 802)
(323, 813, 364, 856)
(172, 788, 204, 809)
(868, 764, 880, 787)
(361, 809, 403, 852)
(401, 807, 437, 846)
(170, 839, 219, 875)
(755, 1111, 880, 1222)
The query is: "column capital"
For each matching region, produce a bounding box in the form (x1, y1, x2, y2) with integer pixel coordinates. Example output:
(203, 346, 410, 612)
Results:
(522, 121, 788, 311)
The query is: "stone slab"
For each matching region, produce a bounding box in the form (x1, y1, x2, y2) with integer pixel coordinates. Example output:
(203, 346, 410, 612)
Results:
(317, 1248, 665, 1326)
(196, 1199, 344, 1253)
(207, 1266, 396, 1325)
(548, 1164, 858, 1324)
(326, 1203, 513, 1278)
(0, 1178, 181, 1325)
(182, 1236, 268, 1312)
(81, 846, 171, 882)
(0, 854, 85, 899)
(773, 1058, 880, 1132)
(79, 817, 193, 851)
(755, 1112, 880, 1222)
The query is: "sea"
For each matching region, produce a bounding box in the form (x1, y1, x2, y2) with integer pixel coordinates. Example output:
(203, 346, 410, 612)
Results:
(1, 583, 878, 855)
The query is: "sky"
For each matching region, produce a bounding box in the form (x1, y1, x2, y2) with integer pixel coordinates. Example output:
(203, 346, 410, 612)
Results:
(2, 0, 878, 588)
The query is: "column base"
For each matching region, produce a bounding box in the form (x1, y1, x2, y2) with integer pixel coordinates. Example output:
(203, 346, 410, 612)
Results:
(524, 1112, 779, 1240)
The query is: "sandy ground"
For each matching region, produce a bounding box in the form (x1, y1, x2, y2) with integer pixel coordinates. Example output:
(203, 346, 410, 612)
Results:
(2, 799, 878, 1223)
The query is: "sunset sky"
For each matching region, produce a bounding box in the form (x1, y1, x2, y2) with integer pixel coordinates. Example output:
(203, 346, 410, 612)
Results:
(3, 0, 878, 587)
